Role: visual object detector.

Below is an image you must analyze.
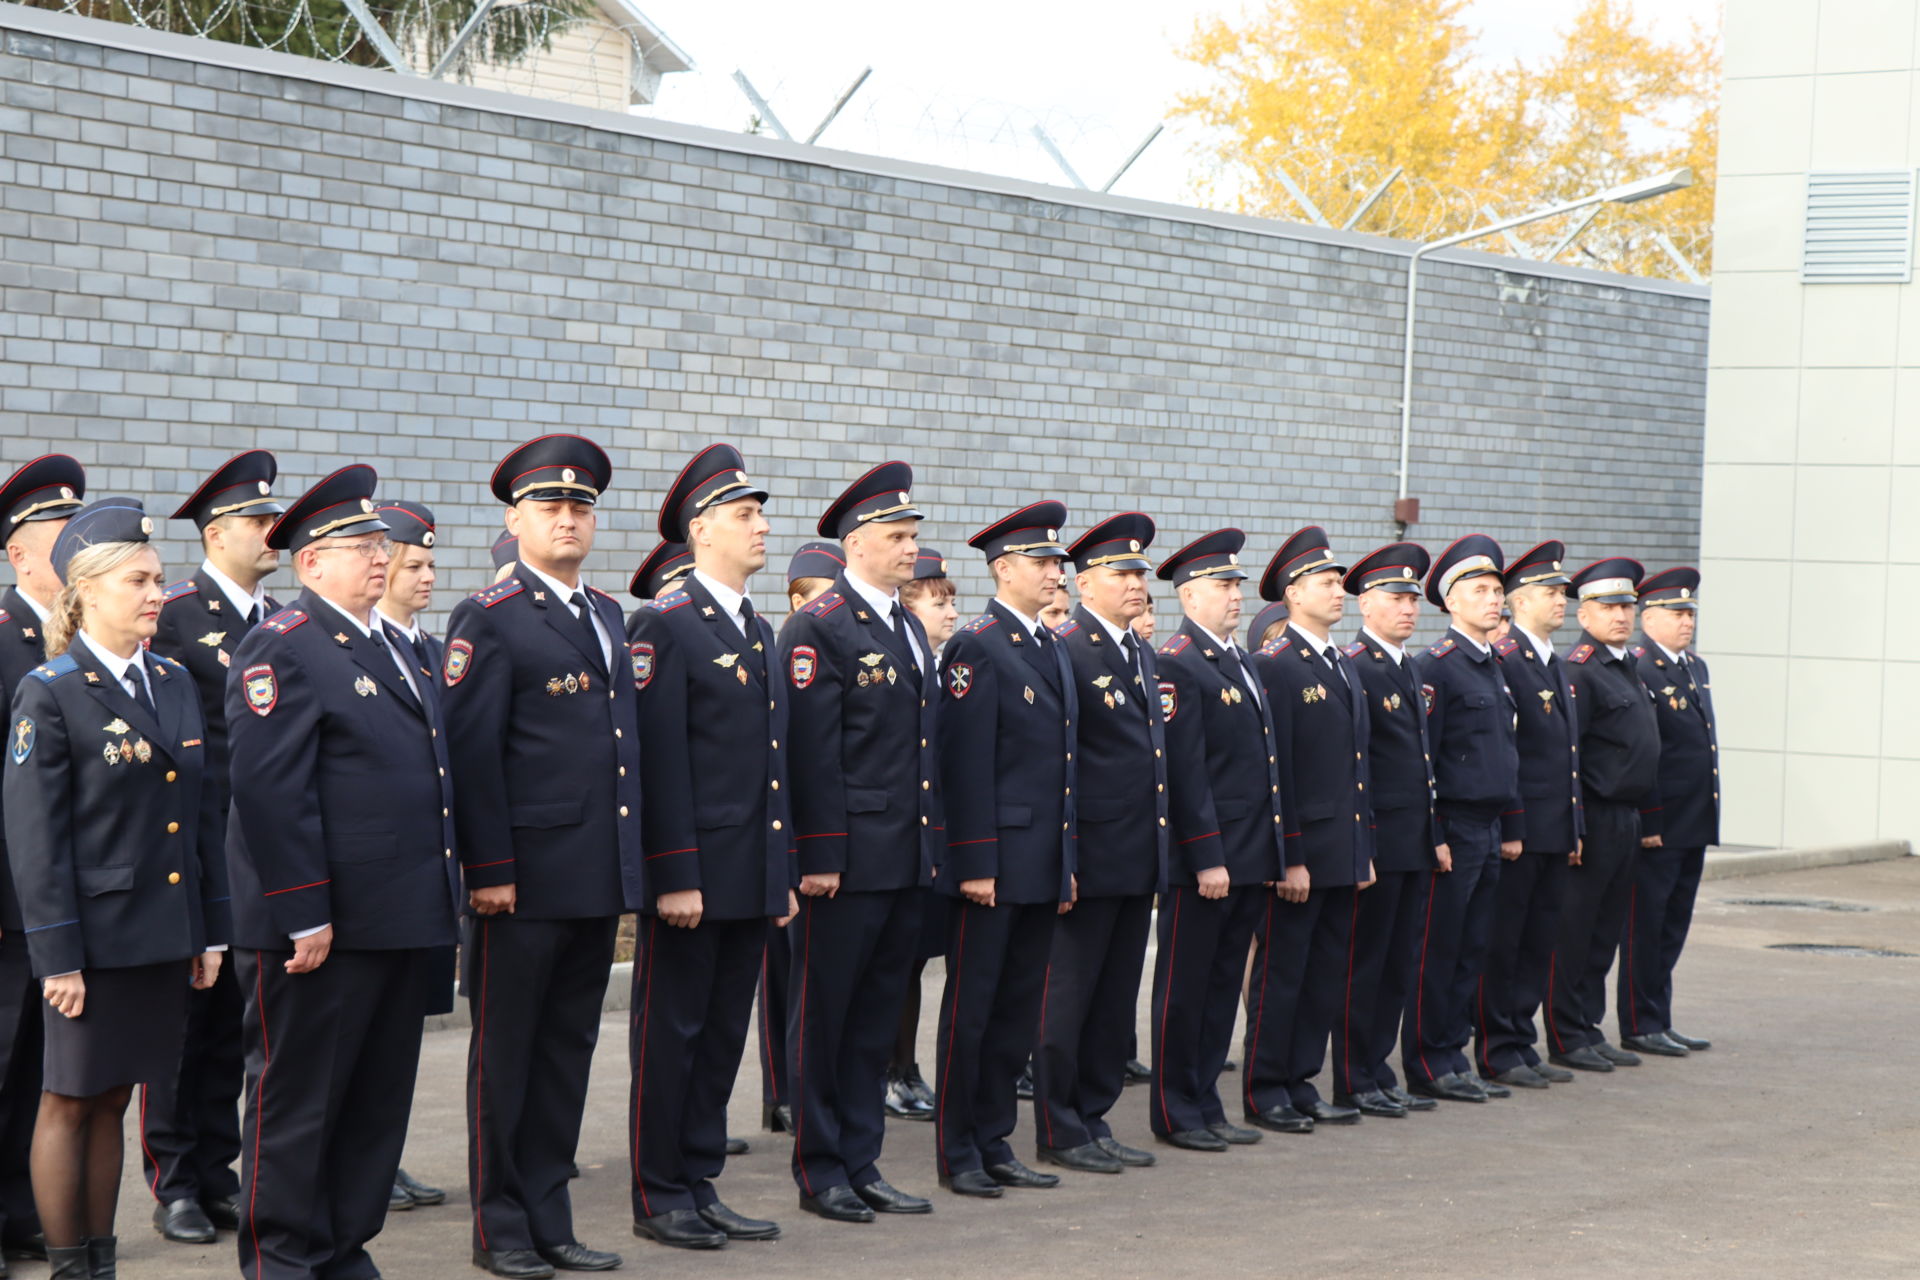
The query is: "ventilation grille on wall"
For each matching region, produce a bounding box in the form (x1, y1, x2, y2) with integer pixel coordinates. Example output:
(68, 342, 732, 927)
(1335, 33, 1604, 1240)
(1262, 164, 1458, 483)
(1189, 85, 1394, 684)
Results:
(1802, 170, 1917, 283)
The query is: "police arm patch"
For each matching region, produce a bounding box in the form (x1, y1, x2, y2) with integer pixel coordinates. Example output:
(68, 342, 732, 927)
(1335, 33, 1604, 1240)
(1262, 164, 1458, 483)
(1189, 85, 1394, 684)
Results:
(1158, 680, 1177, 721)
(789, 645, 817, 689)
(10, 717, 34, 765)
(946, 662, 973, 698)
(444, 639, 474, 687)
(243, 664, 278, 717)
(631, 642, 655, 689)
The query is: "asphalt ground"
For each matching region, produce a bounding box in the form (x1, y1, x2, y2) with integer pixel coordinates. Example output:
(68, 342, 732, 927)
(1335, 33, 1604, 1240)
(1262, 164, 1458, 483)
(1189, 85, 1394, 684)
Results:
(82, 858, 1920, 1278)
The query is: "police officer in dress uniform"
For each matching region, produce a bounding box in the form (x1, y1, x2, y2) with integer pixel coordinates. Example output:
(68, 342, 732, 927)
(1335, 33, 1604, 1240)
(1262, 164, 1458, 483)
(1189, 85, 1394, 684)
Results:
(144, 450, 284, 1248)
(1403, 535, 1523, 1104)
(1620, 568, 1717, 1057)
(1031, 513, 1166, 1175)
(0, 454, 85, 1275)
(1147, 530, 1285, 1152)
(224, 465, 461, 1280)
(628, 445, 797, 1250)
(1546, 558, 1661, 1074)
(1330, 542, 1442, 1119)
(1474, 541, 1583, 1091)
(933, 502, 1076, 1198)
(779, 464, 938, 1222)
(442, 437, 641, 1279)
(1244, 527, 1373, 1132)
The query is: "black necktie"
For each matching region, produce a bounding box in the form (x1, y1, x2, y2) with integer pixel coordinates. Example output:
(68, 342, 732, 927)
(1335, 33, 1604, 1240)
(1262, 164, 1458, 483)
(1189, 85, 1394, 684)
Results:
(243, 602, 260, 631)
(1224, 644, 1257, 706)
(125, 665, 156, 718)
(569, 592, 606, 673)
(889, 602, 922, 687)
(739, 599, 766, 678)
(368, 630, 419, 706)
(1122, 630, 1141, 681)
(1324, 645, 1355, 694)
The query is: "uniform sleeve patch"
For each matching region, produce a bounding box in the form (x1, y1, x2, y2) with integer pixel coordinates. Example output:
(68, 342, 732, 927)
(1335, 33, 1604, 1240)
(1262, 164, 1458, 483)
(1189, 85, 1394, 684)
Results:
(242, 664, 278, 716)
(164, 580, 200, 603)
(1421, 683, 1436, 715)
(1158, 680, 1178, 721)
(631, 642, 655, 689)
(444, 639, 474, 686)
(1567, 644, 1595, 665)
(260, 609, 307, 635)
(10, 717, 33, 766)
(1158, 634, 1191, 657)
(789, 645, 818, 689)
(946, 662, 974, 698)
(801, 592, 846, 618)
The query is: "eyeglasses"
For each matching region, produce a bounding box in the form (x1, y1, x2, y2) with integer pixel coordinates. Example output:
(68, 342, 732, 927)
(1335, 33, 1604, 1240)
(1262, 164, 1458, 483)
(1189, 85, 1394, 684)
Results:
(312, 540, 389, 562)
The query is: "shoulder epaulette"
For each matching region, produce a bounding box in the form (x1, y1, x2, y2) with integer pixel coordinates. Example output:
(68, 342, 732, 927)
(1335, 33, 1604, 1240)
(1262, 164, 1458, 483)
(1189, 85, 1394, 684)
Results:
(801, 592, 846, 618)
(1567, 643, 1595, 665)
(0, 610, 9, 628)
(644, 589, 693, 614)
(1157, 634, 1191, 657)
(587, 585, 618, 602)
(26, 654, 78, 683)
(163, 580, 200, 603)
(1493, 636, 1520, 657)
(957, 614, 998, 635)
(260, 608, 308, 635)
(1258, 635, 1292, 658)
(1343, 640, 1368, 658)
(1427, 637, 1457, 659)
(151, 653, 187, 672)
(470, 580, 524, 609)
(1053, 618, 1081, 637)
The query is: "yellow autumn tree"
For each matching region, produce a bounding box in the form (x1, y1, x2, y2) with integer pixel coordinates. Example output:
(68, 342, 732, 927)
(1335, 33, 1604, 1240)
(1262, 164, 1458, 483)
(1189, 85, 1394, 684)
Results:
(1175, 0, 1718, 279)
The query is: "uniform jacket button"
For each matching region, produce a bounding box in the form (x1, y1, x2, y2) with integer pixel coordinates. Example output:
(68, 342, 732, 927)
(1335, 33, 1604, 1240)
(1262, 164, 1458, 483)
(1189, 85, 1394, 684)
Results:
(165, 770, 177, 782)
(168, 871, 181, 885)
(620, 806, 630, 817)
(772, 820, 783, 831)
(166, 821, 180, 834)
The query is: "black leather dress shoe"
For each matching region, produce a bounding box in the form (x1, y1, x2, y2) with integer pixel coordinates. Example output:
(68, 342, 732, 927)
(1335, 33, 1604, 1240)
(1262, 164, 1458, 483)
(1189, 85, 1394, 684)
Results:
(538, 1242, 623, 1271)
(762, 1103, 793, 1133)
(1123, 1058, 1152, 1085)
(154, 1198, 216, 1244)
(1594, 1041, 1642, 1067)
(1666, 1028, 1711, 1051)
(389, 1182, 412, 1212)
(937, 1169, 1003, 1198)
(1095, 1136, 1156, 1166)
(1015, 1063, 1035, 1101)
(1475, 1077, 1513, 1098)
(1158, 1128, 1228, 1152)
(725, 1137, 749, 1156)
(884, 1070, 933, 1120)
(1244, 1105, 1312, 1134)
(800, 1185, 876, 1223)
(901, 1064, 936, 1107)
(1382, 1085, 1437, 1112)
(1299, 1099, 1361, 1125)
(1409, 1074, 1488, 1103)
(1207, 1120, 1263, 1145)
(1336, 1090, 1406, 1118)
(1549, 1046, 1614, 1072)
(697, 1202, 779, 1241)
(397, 1168, 445, 1206)
(631, 1210, 726, 1250)
(1492, 1064, 1551, 1089)
(202, 1198, 240, 1231)
(471, 1248, 556, 1278)
(1036, 1142, 1123, 1174)
(853, 1179, 932, 1214)
(986, 1159, 1059, 1188)
(1531, 1062, 1575, 1084)
(1622, 1031, 1688, 1058)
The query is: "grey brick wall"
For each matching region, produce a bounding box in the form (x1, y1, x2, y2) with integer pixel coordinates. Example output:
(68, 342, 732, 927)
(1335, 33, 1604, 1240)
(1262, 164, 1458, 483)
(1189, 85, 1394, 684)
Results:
(0, 10, 1709, 641)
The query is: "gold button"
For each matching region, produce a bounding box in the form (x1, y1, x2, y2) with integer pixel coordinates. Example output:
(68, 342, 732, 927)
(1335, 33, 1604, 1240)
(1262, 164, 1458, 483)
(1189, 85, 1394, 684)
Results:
(432, 728, 438, 738)
(1062, 822, 1069, 830)
(772, 780, 780, 791)
(921, 816, 929, 826)
(1272, 785, 1279, 794)
(609, 691, 615, 700)
(167, 821, 179, 834)
(615, 729, 623, 739)
(168, 871, 181, 884)
(1159, 817, 1167, 827)
(620, 806, 630, 817)
(1572, 771, 1579, 778)
(619, 766, 627, 777)
(773, 740, 780, 749)
(921, 700, 927, 708)
(772, 820, 783, 831)
(1066, 753, 1073, 762)
(445, 849, 453, 858)
(442, 807, 449, 817)
(921, 738, 928, 748)
(165, 770, 177, 782)
(1354, 752, 1361, 761)
(922, 780, 930, 791)
(1155, 749, 1163, 759)
(770, 701, 776, 710)
(1157, 784, 1165, 793)
(1269, 755, 1276, 764)
(1357, 783, 1364, 791)
(439, 767, 446, 777)
(1273, 814, 1281, 824)
(1712, 768, 1718, 775)
(1064, 788, 1071, 796)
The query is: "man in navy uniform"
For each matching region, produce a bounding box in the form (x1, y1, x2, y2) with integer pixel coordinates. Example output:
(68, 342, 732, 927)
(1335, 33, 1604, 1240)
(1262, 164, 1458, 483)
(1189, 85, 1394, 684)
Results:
(224, 465, 461, 1280)
(1475, 542, 1582, 1091)
(628, 445, 797, 1249)
(1032, 513, 1166, 1175)
(142, 451, 284, 1248)
(1403, 535, 1522, 1105)
(1547, 558, 1661, 1073)
(1331, 542, 1441, 1119)
(0, 454, 85, 1271)
(933, 502, 1076, 1198)
(1621, 568, 1717, 1057)
(1244, 527, 1371, 1131)
(442, 436, 641, 1278)
(1147, 530, 1284, 1151)
(778, 464, 938, 1221)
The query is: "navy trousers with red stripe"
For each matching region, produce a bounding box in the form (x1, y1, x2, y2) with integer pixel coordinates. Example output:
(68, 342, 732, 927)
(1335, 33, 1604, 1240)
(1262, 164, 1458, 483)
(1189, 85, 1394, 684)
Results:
(1401, 814, 1501, 1086)
(1243, 885, 1355, 1114)
(756, 931, 790, 1112)
(1032, 892, 1152, 1152)
(1616, 842, 1704, 1039)
(467, 915, 616, 1253)
(1547, 800, 1639, 1054)
(140, 959, 245, 1207)
(1475, 850, 1568, 1076)
(935, 900, 1054, 1178)
(628, 915, 766, 1219)
(0, 944, 40, 1247)
(1148, 884, 1262, 1137)
(236, 947, 433, 1280)
(1334, 868, 1424, 1098)
(785, 888, 919, 1195)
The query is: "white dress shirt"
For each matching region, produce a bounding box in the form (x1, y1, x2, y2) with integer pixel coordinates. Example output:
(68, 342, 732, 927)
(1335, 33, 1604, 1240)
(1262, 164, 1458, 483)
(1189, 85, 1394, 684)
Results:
(523, 563, 616, 668)
(690, 568, 755, 640)
(845, 569, 926, 672)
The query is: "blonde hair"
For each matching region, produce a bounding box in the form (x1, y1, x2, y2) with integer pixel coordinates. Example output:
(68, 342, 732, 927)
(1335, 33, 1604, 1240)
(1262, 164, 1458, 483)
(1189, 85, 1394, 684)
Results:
(46, 541, 160, 657)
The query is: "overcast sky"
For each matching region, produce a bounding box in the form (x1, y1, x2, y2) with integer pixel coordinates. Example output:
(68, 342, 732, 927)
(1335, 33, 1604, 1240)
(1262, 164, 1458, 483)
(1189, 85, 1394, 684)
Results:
(627, 0, 1721, 204)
